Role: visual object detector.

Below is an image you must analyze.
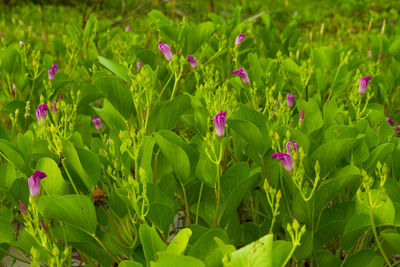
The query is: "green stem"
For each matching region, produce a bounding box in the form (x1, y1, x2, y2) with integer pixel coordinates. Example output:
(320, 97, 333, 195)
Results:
(0, 247, 31, 264)
(181, 183, 191, 226)
(196, 182, 204, 224)
(213, 140, 224, 228)
(92, 234, 120, 264)
(61, 160, 79, 195)
(369, 208, 392, 266)
(281, 242, 298, 267)
(170, 72, 182, 101)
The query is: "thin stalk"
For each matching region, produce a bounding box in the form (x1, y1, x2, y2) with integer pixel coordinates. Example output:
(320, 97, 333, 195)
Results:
(196, 182, 204, 224)
(170, 72, 182, 101)
(181, 183, 191, 226)
(213, 140, 224, 228)
(92, 234, 120, 264)
(281, 243, 299, 267)
(0, 247, 30, 264)
(260, 156, 272, 186)
(61, 160, 79, 195)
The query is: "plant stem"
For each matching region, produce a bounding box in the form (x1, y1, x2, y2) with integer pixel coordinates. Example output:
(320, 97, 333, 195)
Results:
(213, 140, 224, 228)
(181, 183, 191, 225)
(369, 208, 392, 266)
(281, 242, 298, 267)
(196, 182, 204, 224)
(92, 234, 120, 264)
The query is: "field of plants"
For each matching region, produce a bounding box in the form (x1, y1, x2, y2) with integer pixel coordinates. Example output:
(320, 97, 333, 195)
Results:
(1, 0, 400, 266)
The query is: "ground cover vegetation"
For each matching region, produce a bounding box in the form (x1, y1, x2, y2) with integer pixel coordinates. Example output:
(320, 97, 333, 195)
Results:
(1, 0, 400, 266)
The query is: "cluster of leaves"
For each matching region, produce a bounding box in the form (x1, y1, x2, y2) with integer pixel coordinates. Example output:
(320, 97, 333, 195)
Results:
(1, 1, 400, 266)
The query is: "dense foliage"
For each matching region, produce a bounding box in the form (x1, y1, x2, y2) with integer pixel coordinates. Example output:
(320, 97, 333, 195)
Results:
(1, 1, 400, 266)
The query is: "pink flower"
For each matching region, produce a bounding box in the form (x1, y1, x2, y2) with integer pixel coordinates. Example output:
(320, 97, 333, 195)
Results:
(286, 141, 298, 153)
(299, 109, 304, 124)
(52, 101, 57, 113)
(187, 56, 197, 68)
(36, 104, 49, 126)
(18, 200, 27, 215)
(272, 152, 293, 172)
(213, 110, 227, 137)
(386, 117, 394, 126)
(28, 170, 47, 197)
(48, 63, 58, 80)
(125, 25, 132, 32)
(137, 60, 141, 70)
(93, 116, 102, 130)
(286, 94, 295, 108)
(19, 41, 24, 46)
(235, 34, 245, 46)
(358, 76, 371, 94)
(158, 42, 173, 61)
(232, 68, 250, 84)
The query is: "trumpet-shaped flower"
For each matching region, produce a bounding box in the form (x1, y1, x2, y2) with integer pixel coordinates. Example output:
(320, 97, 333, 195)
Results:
(287, 94, 295, 108)
(28, 170, 47, 197)
(299, 109, 304, 123)
(18, 200, 27, 215)
(235, 33, 245, 46)
(158, 42, 173, 61)
(125, 25, 132, 32)
(36, 104, 49, 126)
(286, 141, 299, 153)
(358, 76, 371, 94)
(386, 117, 394, 126)
(187, 56, 198, 68)
(93, 116, 102, 130)
(137, 60, 141, 70)
(48, 63, 58, 81)
(272, 152, 293, 172)
(213, 110, 227, 137)
(232, 68, 250, 84)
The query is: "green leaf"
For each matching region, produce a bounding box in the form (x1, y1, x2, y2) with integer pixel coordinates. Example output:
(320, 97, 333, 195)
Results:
(38, 195, 97, 234)
(297, 99, 324, 135)
(184, 22, 214, 54)
(139, 224, 167, 265)
(188, 228, 229, 261)
(381, 230, 400, 251)
(155, 132, 190, 184)
(342, 249, 384, 267)
(247, 52, 263, 88)
(36, 157, 70, 195)
(62, 140, 101, 191)
(147, 184, 175, 233)
(341, 213, 371, 250)
(229, 119, 267, 156)
(356, 189, 395, 225)
(151, 252, 205, 267)
(119, 260, 143, 267)
(0, 215, 14, 243)
(93, 99, 127, 133)
(0, 164, 16, 191)
(93, 75, 133, 119)
(167, 228, 192, 255)
(0, 139, 30, 175)
(226, 234, 273, 267)
(271, 241, 292, 267)
(97, 56, 128, 81)
(315, 251, 341, 267)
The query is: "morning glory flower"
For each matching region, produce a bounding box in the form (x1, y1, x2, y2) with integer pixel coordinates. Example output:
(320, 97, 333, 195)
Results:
(213, 110, 227, 137)
(232, 68, 250, 84)
(42, 34, 46, 40)
(235, 34, 245, 46)
(28, 170, 47, 197)
(286, 141, 299, 153)
(287, 94, 295, 108)
(386, 117, 394, 126)
(358, 76, 371, 94)
(158, 42, 173, 61)
(40, 220, 47, 233)
(51, 101, 57, 113)
(93, 116, 102, 130)
(137, 60, 141, 70)
(36, 104, 49, 126)
(299, 109, 304, 124)
(272, 152, 294, 172)
(187, 56, 197, 68)
(125, 25, 132, 32)
(48, 63, 58, 81)
(18, 200, 27, 215)
(19, 41, 24, 46)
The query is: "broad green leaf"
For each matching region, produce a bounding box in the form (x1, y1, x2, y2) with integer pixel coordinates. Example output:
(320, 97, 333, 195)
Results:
(356, 189, 395, 225)
(37, 157, 70, 195)
(381, 230, 400, 251)
(97, 56, 128, 81)
(341, 213, 371, 250)
(120, 260, 143, 267)
(0, 139, 30, 174)
(151, 252, 205, 267)
(0, 163, 16, 190)
(93, 99, 127, 133)
(315, 251, 341, 267)
(155, 132, 190, 184)
(139, 224, 167, 265)
(342, 249, 384, 267)
(38, 195, 97, 234)
(184, 22, 214, 54)
(271, 240, 292, 267)
(167, 228, 192, 255)
(188, 228, 229, 261)
(229, 119, 267, 156)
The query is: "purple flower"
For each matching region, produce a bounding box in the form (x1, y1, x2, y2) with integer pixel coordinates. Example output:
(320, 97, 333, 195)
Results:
(378, 53, 382, 61)
(367, 50, 372, 58)
(232, 68, 250, 84)
(272, 152, 293, 172)
(12, 83, 16, 90)
(36, 104, 49, 126)
(358, 76, 371, 94)
(48, 63, 58, 81)
(287, 94, 295, 108)
(187, 56, 198, 68)
(1, 32, 4, 38)
(18, 200, 27, 215)
(125, 25, 132, 32)
(213, 110, 227, 137)
(42, 34, 46, 40)
(28, 170, 47, 197)
(286, 141, 298, 153)
(51, 101, 57, 113)
(386, 117, 394, 126)
(137, 60, 141, 70)
(19, 41, 24, 46)
(158, 42, 173, 61)
(93, 116, 102, 130)
(235, 34, 245, 46)
(299, 109, 304, 123)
